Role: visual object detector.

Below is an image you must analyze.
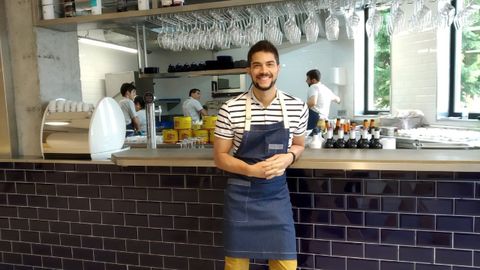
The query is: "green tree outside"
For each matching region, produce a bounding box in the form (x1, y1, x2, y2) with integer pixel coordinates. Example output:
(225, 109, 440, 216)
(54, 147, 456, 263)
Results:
(373, 11, 391, 111)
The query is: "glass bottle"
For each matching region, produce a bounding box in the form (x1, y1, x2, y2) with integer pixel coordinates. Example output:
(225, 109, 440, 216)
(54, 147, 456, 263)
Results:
(369, 119, 376, 134)
(345, 127, 357, 148)
(369, 128, 383, 149)
(356, 127, 370, 149)
(64, 0, 76, 17)
(334, 127, 346, 148)
(324, 128, 335, 148)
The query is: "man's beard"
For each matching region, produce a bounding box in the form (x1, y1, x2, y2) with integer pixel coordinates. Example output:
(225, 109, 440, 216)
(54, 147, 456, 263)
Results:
(252, 74, 277, 91)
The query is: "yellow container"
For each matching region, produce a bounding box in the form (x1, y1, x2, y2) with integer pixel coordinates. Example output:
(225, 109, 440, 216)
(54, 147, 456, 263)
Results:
(174, 116, 192, 130)
(202, 115, 218, 129)
(178, 129, 192, 140)
(209, 129, 215, 144)
(163, 129, 178, 144)
(193, 129, 209, 144)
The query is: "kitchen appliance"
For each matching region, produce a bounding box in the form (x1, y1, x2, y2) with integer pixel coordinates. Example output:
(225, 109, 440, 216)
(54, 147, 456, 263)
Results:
(211, 74, 248, 98)
(105, 71, 153, 100)
(395, 127, 480, 149)
(41, 97, 126, 160)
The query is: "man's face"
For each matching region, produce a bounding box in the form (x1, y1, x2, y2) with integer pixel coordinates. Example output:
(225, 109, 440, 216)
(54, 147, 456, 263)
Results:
(128, 89, 137, 100)
(192, 91, 201, 100)
(306, 77, 312, 87)
(248, 51, 279, 92)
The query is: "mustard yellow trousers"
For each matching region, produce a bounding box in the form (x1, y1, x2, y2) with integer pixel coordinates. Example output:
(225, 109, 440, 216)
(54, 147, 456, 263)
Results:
(224, 256, 297, 270)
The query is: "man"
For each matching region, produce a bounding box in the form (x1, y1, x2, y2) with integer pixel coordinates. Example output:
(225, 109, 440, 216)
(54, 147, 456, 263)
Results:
(133, 95, 146, 134)
(182, 88, 208, 123)
(118, 82, 140, 135)
(306, 69, 341, 130)
(214, 40, 308, 270)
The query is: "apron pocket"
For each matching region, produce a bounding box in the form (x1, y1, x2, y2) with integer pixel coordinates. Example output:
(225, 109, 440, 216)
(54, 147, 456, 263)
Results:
(265, 137, 287, 156)
(225, 178, 250, 222)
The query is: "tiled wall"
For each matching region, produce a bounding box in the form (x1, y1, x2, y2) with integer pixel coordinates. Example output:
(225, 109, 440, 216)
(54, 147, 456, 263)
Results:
(0, 161, 479, 270)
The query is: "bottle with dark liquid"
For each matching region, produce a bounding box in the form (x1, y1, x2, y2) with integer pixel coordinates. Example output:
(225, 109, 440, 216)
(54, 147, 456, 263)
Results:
(369, 128, 383, 149)
(356, 127, 370, 149)
(368, 119, 376, 134)
(333, 118, 341, 135)
(334, 127, 346, 148)
(324, 128, 335, 148)
(64, 0, 76, 17)
(345, 127, 357, 148)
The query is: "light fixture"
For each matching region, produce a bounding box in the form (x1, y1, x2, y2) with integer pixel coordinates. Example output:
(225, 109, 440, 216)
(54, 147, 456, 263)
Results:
(78, 37, 138, 54)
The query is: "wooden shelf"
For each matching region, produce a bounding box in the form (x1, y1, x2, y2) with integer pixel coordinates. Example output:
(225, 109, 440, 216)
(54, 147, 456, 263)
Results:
(139, 68, 247, 79)
(34, 0, 286, 32)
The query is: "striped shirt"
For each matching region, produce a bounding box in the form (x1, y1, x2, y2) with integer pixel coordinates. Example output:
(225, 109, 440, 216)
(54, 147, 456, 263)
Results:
(215, 89, 309, 153)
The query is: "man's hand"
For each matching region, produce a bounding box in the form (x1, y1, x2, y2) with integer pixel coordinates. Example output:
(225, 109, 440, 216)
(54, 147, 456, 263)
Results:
(251, 153, 293, 179)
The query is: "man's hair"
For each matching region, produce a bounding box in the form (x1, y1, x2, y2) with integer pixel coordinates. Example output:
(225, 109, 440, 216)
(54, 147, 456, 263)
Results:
(306, 69, 321, 81)
(247, 40, 280, 66)
(120, 82, 136, 96)
(189, 88, 200, 96)
(133, 95, 145, 109)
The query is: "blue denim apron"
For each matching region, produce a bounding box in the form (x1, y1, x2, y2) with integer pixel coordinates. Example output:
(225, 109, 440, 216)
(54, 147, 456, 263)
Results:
(224, 93, 297, 260)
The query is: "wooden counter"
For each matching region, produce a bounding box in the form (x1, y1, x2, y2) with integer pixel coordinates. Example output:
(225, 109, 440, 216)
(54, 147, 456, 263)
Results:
(111, 148, 480, 172)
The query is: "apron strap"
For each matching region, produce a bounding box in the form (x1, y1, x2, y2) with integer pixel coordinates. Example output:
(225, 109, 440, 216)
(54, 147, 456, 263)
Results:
(245, 90, 290, 131)
(245, 95, 252, 131)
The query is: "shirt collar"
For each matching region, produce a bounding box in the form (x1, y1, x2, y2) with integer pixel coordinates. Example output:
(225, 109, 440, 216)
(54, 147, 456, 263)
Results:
(247, 88, 281, 108)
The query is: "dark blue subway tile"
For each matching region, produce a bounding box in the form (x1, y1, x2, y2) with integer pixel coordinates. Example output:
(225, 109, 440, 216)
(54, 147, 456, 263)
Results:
(71, 223, 91, 235)
(150, 242, 174, 255)
(46, 171, 66, 183)
(454, 233, 480, 249)
(124, 214, 148, 227)
(56, 184, 78, 197)
(17, 182, 35, 194)
(418, 198, 453, 214)
(28, 196, 47, 208)
(48, 196, 68, 209)
(75, 164, 98, 172)
(111, 173, 134, 186)
(347, 196, 380, 211)
(172, 166, 196, 174)
(455, 171, 480, 180)
(382, 197, 416, 212)
(66, 172, 88, 184)
(8, 194, 27, 206)
(436, 248, 472, 266)
(190, 258, 215, 270)
(331, 211, 363, 226)
(174, 243, 200, 257)
(299, 239, 330, 254)
(100, 186, 122, 199)
(417, 171, 454, 180)
(287, 168, 313, 178)
(69, 197, 90, 210)
(477, 183, 480, 198)
(0, 162, 14, 169)
(88, 172, 111, 185)
(437, 216, 473, 232)
(300, 209, 329, 224)
(43, 256, 62, 268)
(295, 224, 314, 238)
(417, 231, 452, 247)
(5, 170, 25, 181)
(162, 202, 186, 216)
(332, 180, 362, 194)
(82, 236, 103, 249)
(116, 251, 139, 265)
(314, 169, 346, 179)
(380, 261, 414, 270)
(146, 166, 170, 173)
(315, 225, 345, 240)
(120, 166, 146, 173)
(314, 195, 345, 209)
(290, 193, 313, 208)
(400, 181, 435, 197)
(160, 175, 185, 187)
(298, 179, 329, 193)
(102, 212, 124, 226)
(188, 231, 213, 245)
(476, 217, 480, 233)
(475, 251, 480, 267)
(332, 242, 363, 257)
(186, 175, 213, 188)
(380, 170, 416, 179)
(97, 164, 121, 172)
(212, 176, 227, 189)
(347, 227, 379, 243)
(199, 218, 223, 232)
(135, 174, 159, 187)
(347, 258, 379, 270)
(115, 226, 138, 239)
(315, 255, 346, 270)
(80, 211, 102, 224)
(365, 244, 397, 260)
(104, 238, 125, 251)
(365, 213, 397, 227)
(452, 267, 478, 270)
(14, 162, 34, 170)
(438, 182, 474, 198)
(298, 253, 314, 268)
(199, 190, 223, 204)
(399, 246, 433, 263)
(138, 228, 162, 242)
(197, 166, 222, 175)
(186, 204, 212, 217)
(78, 185, 99, 198)
(381, 229, 414, 245)
(54, 163, 76, 171)
(73, 247, 94, 260)
(25, 171, 46, 182)
(365, 180, 398, 195)
(148, 188, 172, 202)
(346, 170, 379, 179)
(400, 214, 435, 230)
(124, 187, 147, 200)
(0, 182, 15, 193)
(113, 200, 136, 213)
(91, 199, 113, 211)
(456, 199, 480, 215)
(416, 264, 451, 270)
(138, 201, 161, 214)
(163, 256, 186, 269)
(174, 216, 199, 230)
